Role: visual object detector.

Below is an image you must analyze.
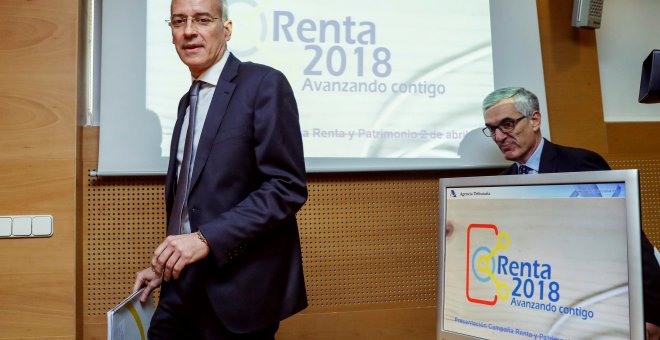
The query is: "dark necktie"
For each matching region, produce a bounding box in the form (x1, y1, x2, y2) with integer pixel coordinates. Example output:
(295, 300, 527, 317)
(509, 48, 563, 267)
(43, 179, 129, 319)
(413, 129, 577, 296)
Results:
(518, 164, 532, 174)
(167, 80, 202, 236)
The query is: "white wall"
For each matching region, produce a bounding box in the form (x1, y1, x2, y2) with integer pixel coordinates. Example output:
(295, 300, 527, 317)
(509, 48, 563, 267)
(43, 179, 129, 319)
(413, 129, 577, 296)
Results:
(596, 0, 660, 122)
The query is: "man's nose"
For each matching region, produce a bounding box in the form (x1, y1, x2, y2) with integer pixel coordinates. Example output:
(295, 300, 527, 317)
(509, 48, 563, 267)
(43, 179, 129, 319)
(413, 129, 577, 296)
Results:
(183, 21, 198, 36)
(493, 128, 507, 141)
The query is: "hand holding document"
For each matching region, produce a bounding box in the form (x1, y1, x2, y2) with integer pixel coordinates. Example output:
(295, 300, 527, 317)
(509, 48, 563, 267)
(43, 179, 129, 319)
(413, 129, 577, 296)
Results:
(107, 288, 155, 340)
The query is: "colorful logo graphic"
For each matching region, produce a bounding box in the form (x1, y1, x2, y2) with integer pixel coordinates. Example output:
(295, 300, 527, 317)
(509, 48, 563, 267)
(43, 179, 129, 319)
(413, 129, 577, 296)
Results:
(466, 224, 510, 305)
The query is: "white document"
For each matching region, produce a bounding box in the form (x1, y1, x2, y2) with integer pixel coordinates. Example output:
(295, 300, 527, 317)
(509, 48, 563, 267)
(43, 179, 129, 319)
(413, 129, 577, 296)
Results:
(107, 288, 155, 340)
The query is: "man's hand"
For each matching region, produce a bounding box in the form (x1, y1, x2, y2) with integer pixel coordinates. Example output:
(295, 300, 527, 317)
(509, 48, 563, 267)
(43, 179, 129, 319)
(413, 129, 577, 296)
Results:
(648, 321, 660, 340)
(152, 232, 210, 281)
(446, 220, 455, 239)
(133, 267, 162, 303)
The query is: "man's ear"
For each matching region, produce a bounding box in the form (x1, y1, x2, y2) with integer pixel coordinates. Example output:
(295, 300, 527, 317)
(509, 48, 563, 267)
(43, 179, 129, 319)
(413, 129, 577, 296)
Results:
(224, 19, 233, 41)
(530, 111, 542, 131)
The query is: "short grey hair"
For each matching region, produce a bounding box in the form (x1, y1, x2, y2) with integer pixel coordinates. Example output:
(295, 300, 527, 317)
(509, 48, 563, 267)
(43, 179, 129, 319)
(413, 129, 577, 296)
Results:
(171, 0, 228, 20)
(482, 87, 539, 117)
(219, 0, 228, 21)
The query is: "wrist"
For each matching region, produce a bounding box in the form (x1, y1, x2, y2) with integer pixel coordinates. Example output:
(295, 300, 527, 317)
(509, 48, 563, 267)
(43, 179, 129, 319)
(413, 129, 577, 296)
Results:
(195, 230, 208, 247)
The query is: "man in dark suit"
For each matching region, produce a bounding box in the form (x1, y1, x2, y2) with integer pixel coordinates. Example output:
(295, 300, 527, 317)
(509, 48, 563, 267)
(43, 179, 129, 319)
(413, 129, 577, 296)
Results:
(132, 0, 307, 338)
(482, 86, 660, 339)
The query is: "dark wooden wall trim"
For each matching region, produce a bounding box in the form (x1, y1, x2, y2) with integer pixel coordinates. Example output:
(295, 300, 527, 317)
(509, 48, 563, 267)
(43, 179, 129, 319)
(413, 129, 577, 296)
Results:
(607, 122, 660, 155)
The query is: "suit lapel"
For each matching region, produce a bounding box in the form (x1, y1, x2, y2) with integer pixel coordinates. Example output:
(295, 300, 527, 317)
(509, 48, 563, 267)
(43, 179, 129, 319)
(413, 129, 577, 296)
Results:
(538, 139, 559, 173)
(189, 53, 239, 191)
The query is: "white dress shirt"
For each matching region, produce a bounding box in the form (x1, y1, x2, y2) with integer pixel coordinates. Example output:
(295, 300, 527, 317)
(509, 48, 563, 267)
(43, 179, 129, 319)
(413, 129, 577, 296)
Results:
(175, 51, 230, 234)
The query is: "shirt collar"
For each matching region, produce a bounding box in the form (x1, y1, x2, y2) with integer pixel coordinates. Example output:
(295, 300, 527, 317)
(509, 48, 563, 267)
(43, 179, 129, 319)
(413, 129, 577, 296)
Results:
(192, 50, 230, 86)
(517, 137, 544, 173)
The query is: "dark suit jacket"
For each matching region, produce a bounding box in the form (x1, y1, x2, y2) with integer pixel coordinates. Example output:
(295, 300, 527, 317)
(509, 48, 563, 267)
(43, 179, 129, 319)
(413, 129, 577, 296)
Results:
(164, 53, 308, 332)
(501, 139, 610, 175)
(503, 138, 660, 325)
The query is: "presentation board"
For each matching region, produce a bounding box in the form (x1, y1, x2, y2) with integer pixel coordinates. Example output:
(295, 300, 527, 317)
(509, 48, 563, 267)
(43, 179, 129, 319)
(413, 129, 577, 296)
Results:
(437, 170, 644, 339)
(97, 0, 548, 175)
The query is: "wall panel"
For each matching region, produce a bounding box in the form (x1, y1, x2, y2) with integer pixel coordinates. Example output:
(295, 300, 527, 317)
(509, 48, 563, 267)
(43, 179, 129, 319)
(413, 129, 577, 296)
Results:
(610, 158, 660, 245)
(536, 0, 609, 153)
(0, 0, 80, 339)
(81, 127, 498, 339)
(606, 122, 660, 155)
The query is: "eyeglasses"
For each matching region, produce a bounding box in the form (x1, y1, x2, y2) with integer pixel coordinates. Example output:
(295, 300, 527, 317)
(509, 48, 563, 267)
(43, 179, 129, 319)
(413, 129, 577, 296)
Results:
(482, 116, 526, 137)
(166, 16, 220, 29)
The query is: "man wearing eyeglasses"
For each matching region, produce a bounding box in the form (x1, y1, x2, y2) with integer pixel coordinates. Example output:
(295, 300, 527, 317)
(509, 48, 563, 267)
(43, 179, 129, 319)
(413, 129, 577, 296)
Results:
(482, 86, 660, 339)
(132, 0, 308, 338)
(482, 87, 610, 174)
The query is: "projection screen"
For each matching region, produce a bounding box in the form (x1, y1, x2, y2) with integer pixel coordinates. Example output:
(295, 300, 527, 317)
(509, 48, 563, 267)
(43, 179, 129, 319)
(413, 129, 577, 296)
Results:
(96, 0, 549, 175)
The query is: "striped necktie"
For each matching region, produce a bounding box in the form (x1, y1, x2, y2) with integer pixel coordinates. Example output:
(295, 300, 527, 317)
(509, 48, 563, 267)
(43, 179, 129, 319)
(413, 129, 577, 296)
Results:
(167, 80, 202, 236)
(518, 165, 532, 174)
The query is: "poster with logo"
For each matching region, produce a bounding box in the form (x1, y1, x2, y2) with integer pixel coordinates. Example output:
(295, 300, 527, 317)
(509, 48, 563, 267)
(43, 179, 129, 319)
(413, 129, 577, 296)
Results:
(99, 0, 548, 174)
(442, 184, 632, 339)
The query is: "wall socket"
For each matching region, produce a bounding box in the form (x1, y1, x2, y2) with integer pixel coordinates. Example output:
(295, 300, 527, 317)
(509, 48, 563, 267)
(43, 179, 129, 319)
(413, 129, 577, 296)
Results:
(0, 215, 53, 238)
